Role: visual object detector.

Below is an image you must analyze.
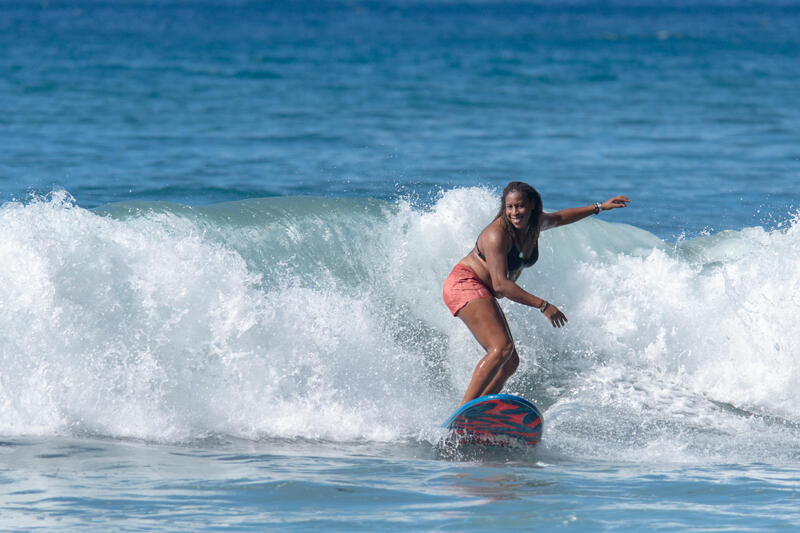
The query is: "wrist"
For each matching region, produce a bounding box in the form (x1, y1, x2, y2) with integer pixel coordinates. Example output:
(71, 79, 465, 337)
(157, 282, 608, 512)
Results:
(593, 202, 602, 215)
(538, 300, 549, 313)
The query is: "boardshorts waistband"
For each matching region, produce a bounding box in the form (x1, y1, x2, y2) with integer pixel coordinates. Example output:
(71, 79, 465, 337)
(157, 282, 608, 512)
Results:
(442, 263, 493, 316)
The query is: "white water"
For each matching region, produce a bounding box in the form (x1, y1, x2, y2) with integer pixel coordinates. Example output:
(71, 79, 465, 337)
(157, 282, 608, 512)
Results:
(1, 189, 798, 463)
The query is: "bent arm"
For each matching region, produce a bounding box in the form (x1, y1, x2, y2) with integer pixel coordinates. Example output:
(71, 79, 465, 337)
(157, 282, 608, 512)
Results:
(481, 229, 547, 309)
(494, 278, 547, 309)
(479, 223, 569, 328)
(541, 195, 630, 230)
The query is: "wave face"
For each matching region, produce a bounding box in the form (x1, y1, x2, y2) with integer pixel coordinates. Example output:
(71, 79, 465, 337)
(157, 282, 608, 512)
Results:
(1, 189, 798, 462)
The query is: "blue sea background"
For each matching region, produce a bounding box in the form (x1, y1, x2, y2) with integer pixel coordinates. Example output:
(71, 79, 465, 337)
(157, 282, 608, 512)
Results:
(1, 0, 799, 530)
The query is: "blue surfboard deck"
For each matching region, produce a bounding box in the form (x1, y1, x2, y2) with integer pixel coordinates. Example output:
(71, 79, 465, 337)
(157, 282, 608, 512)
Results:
(442, 394, 543, 446)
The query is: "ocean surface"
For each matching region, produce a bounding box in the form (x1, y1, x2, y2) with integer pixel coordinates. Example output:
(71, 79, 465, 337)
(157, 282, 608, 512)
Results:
(1, 0, 799, 530)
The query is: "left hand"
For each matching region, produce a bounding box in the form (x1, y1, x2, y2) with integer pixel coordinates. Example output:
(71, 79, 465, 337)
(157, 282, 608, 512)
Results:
(543, 303, 568, 328)
(601, 195, 631, 211)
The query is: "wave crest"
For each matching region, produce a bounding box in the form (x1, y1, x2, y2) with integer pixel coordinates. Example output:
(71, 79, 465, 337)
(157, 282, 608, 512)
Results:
(1, 190, 798, 462)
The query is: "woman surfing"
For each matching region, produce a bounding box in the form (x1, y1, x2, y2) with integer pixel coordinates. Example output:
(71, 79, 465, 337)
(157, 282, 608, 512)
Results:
(442, 181, 630, 405)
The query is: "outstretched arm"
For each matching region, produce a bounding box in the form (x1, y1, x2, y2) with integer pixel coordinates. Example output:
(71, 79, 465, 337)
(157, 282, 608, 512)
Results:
(541, 195, 630, 230)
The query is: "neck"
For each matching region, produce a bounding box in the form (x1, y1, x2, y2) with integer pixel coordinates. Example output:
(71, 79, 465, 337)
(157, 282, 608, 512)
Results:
(507, 222, 523, 248)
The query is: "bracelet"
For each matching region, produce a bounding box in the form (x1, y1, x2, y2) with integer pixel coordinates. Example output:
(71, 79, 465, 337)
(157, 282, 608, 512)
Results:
(593, 202, 602, 215)
(539, 301, 549, 313)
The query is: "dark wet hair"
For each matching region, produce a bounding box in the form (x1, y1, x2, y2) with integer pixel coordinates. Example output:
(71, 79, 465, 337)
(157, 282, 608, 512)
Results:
(495, 181, 543, 237)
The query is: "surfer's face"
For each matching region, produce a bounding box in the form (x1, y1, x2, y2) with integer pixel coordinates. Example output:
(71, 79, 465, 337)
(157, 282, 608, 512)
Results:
(504, 191, 532, 230)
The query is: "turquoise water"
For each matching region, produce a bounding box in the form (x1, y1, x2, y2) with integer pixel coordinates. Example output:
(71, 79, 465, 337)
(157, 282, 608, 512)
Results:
(2, 1, 800, 530)
(3, 438, 799, 530)
(3, 0, 798, 237)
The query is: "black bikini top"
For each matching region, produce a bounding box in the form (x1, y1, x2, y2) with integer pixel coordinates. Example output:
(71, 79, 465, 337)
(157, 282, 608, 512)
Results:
(475, 240, 539, 274)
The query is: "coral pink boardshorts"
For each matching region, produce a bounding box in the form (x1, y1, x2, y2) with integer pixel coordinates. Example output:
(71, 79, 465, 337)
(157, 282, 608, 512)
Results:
(442, 264, 494, 316)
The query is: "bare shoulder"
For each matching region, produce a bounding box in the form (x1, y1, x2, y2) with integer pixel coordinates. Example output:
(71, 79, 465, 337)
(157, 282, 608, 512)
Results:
(478, 219, 511, 250)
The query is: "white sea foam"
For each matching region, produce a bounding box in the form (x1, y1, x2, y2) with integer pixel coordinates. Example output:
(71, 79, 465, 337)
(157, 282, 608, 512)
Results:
(0, 189, 798, 462)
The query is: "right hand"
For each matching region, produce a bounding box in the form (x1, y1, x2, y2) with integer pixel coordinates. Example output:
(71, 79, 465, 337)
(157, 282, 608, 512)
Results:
(601, 195, 631, 211)
(543, 303, 568, 328)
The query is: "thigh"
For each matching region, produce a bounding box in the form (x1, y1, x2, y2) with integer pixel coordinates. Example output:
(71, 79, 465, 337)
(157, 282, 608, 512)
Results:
(456, 297, 513, 351)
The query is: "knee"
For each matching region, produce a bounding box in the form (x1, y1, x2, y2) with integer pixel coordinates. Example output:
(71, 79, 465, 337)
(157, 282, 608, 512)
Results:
(504, 349, 519, 374)
(486, 340, 515, 366)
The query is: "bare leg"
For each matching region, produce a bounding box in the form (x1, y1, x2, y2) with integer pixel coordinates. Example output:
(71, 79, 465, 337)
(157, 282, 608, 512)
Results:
(456, 297, 518, 405)
(481, 346, 519, 396)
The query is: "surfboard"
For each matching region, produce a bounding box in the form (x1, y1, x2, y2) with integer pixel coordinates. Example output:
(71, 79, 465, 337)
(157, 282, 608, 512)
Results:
(442, 394, 543, 446)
